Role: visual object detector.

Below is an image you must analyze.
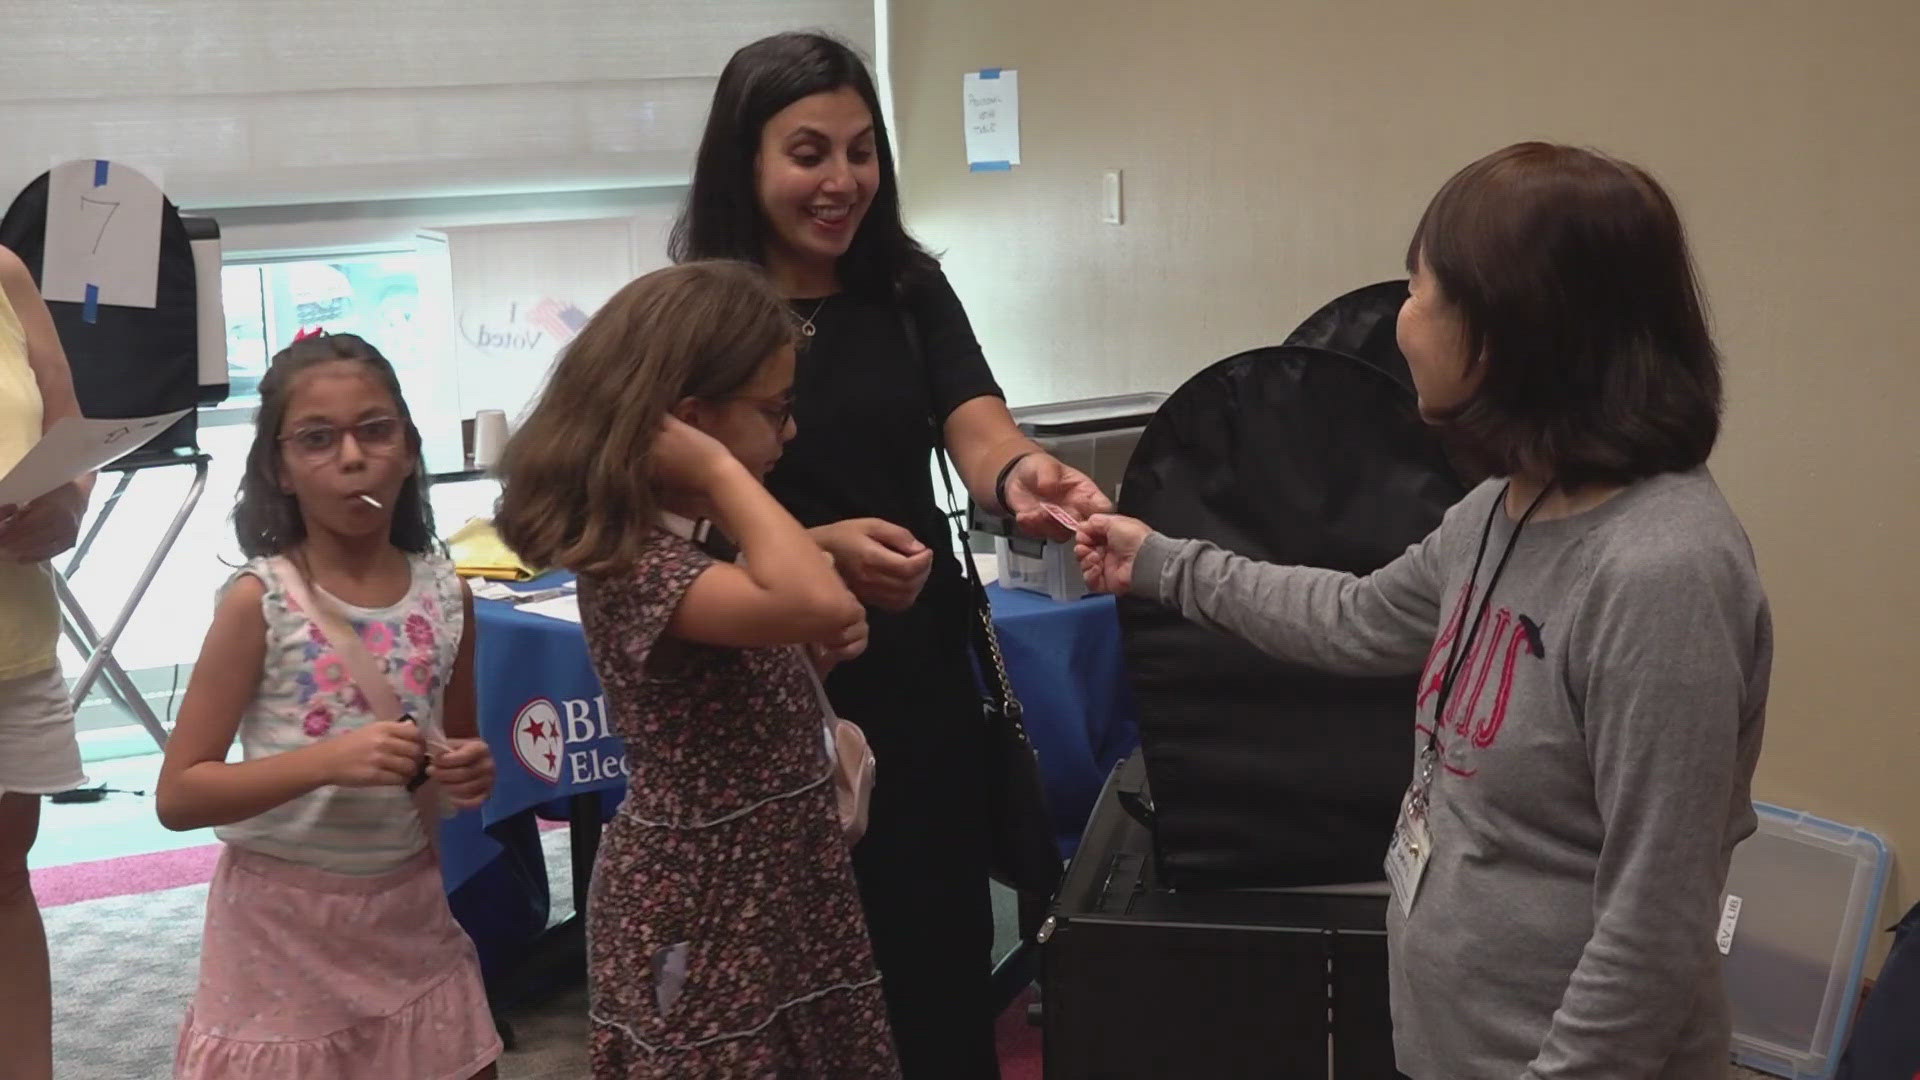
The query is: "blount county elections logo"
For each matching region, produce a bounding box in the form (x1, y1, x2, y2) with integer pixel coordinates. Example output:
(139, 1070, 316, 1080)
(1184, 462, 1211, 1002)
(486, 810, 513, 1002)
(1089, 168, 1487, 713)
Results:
(513, 693, 630, 786)
(512, 698, 564, 784)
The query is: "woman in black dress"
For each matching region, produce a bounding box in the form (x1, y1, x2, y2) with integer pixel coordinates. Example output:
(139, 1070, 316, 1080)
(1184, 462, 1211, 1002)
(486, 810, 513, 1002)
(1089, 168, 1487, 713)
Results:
(670, 32, 1111, 1078)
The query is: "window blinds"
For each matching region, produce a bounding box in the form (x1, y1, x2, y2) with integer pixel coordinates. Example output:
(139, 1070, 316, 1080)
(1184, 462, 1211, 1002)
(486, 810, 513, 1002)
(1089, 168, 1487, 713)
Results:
(0, 0, 875, 208)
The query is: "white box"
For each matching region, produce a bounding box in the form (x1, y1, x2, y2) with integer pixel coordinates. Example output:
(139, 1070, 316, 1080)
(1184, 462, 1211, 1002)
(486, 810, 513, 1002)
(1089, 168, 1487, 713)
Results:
(995, 534, 1087, 603)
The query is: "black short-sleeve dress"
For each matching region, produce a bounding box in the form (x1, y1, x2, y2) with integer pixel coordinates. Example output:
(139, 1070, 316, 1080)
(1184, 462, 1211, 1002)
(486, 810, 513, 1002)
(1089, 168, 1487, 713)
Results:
(764, 269, 1007, 1077)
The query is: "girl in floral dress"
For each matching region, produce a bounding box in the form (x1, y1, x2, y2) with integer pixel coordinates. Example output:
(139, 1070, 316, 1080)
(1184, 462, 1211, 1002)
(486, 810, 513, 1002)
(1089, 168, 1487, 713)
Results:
(495, 261, 898, 1078)
(156, 333, 501, 1079)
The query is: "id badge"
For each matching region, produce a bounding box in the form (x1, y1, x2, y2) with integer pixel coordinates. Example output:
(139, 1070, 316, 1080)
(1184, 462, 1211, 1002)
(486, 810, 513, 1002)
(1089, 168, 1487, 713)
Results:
(1384, 784, 1433, 918)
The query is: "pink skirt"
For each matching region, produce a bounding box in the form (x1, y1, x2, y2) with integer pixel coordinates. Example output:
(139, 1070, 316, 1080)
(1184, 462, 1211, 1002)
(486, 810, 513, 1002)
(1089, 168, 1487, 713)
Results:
(175, 844, 501, 1080)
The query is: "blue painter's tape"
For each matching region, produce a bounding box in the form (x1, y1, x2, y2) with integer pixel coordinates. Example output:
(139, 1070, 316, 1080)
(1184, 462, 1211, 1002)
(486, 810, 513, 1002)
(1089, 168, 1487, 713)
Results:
(93, 160, 109, 187)
(82, 284, 100, 324)
(969, 160, 1013, 172)
(979, 68, 1002, 79)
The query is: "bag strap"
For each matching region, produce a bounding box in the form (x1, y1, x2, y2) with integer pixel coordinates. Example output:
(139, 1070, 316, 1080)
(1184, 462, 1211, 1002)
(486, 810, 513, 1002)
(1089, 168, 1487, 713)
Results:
(659, 513, 843, 758)
(271, 555, 448, 840)
(901, 309, 1024, 725)
(796, 647, 847, 768)
(798, 649, 839, 721)
(273, 555, 422, 732)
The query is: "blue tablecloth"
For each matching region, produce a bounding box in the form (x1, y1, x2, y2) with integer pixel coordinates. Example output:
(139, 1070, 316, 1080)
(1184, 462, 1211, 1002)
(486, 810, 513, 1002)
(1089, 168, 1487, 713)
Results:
(442, 574, 1139, 917)
(983, 584, 1141, 854)
(438, 576, 624, 895)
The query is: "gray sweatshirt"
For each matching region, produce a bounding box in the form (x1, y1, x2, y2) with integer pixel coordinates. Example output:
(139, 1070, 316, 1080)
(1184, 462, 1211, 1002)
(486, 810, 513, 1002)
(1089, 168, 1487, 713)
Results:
(1133, 469, 1771, 1079)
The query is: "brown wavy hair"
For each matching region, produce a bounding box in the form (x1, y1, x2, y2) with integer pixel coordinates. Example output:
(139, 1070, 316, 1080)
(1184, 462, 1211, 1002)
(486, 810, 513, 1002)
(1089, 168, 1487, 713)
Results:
(1408, 142, 1722, 485)
(494, 261, 796, 573)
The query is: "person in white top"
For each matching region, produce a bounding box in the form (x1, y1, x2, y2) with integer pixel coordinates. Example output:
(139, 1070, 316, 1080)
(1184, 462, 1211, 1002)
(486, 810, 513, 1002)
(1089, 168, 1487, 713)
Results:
(156, 332, 501, 1080)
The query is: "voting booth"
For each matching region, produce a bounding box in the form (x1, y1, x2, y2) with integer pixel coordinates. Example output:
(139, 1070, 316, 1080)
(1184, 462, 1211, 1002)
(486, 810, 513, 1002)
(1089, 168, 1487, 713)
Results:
(1, 161, 222, 747)
(1041, 282, 1464, 1076)
(1116, 280, 1466, 890)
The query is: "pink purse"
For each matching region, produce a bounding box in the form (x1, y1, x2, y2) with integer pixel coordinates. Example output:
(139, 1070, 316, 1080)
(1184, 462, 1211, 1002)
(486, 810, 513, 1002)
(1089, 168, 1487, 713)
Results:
(657, 511, 875, 844)
(272, 556, 448, 849)
(802, 655, 875, 845)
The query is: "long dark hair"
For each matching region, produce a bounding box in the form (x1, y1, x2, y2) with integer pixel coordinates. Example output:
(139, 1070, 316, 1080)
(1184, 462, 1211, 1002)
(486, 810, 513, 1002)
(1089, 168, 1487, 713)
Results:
(234, 334, 435, 558)
(1408, 142, 1723, 485)
(669, 31, 935, 299)
(494, 261, 798, 573)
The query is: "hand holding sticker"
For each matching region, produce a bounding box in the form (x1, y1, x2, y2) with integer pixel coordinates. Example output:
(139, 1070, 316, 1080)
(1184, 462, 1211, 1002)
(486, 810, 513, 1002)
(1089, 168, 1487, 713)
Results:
(1040, 502, 1080, 532)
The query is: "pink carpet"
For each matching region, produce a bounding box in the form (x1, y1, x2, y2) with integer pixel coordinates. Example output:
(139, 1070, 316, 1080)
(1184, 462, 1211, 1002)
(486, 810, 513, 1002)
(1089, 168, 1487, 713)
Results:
(31, 843, 223, 908)
(996, 986, 1043, 1079)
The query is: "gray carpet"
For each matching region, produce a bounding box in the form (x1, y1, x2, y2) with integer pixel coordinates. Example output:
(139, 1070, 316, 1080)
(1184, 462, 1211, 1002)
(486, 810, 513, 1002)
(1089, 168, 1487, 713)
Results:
(47, 830, 590, 1080)
(42, 834, 1777, 1079)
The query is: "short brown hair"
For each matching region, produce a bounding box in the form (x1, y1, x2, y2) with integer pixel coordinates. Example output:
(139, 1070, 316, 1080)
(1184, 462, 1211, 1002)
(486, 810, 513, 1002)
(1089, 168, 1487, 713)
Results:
(493, 261, 796, 573)
(1408, 142, 1722, 485)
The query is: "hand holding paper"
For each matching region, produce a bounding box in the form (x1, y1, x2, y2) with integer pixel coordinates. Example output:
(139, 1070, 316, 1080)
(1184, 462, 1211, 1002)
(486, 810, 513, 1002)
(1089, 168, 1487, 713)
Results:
(0, 410, 188, 509)
(0, 483, 88, 563)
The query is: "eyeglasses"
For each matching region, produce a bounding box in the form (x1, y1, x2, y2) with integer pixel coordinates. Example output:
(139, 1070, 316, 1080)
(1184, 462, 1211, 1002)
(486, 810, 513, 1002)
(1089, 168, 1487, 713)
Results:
(279, 416, 405, 461)
(728, 395, 794, 431)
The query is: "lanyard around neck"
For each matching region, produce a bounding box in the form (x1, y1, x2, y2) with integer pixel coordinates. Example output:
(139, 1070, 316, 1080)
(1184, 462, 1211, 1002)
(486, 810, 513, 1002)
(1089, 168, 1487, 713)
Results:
(1425, 482, 1553, 758)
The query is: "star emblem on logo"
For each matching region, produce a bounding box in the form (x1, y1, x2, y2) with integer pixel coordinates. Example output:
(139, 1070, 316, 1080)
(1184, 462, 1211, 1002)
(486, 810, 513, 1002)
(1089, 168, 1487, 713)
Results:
(511, 698, 564, 784)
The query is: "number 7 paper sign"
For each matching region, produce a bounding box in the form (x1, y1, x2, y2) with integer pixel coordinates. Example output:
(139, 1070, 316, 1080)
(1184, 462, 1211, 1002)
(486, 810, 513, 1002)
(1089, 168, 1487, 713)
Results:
(39, 159, 165, 320)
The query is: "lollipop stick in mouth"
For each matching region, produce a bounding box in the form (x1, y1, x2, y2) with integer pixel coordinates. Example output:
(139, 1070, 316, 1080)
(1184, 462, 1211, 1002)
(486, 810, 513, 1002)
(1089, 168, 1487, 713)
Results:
(357, 494, 384, 509)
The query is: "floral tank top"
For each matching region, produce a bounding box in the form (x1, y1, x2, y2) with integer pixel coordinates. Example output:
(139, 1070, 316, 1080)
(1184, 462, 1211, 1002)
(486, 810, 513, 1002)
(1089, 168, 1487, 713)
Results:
(215, 553, 465, 875)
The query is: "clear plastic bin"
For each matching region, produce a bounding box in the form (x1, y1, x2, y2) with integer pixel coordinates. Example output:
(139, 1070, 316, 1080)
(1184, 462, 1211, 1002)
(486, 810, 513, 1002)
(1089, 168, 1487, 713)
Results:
(1010, 392, 1168, 501)
(1723, 803, 1890, 1079)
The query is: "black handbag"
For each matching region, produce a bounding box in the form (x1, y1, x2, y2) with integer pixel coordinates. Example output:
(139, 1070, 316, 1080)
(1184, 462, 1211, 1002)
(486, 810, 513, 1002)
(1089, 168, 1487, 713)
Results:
(902, 310, 1063, 900)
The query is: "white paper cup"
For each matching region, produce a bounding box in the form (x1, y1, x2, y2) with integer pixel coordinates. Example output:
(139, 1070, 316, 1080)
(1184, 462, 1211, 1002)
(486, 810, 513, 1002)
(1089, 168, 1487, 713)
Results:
(472, 409, 509, 469)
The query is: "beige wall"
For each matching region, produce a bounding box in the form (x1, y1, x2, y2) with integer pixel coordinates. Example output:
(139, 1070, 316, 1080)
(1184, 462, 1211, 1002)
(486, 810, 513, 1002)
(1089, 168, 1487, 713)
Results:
(891, 0, 1920, 956)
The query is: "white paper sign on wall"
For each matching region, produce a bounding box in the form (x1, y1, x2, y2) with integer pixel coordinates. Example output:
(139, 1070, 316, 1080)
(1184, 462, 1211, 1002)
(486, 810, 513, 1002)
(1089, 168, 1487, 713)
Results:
(963, 69, 1021, 172)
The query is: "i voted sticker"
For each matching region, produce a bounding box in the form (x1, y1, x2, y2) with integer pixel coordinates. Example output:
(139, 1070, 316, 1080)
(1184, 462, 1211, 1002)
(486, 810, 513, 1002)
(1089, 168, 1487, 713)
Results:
(1041, 503, 1080, 530)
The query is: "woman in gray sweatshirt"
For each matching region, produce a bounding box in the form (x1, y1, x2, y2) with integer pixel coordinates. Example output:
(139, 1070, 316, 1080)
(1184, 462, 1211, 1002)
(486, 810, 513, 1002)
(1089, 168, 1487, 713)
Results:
(1077, 142, 1771, 1080)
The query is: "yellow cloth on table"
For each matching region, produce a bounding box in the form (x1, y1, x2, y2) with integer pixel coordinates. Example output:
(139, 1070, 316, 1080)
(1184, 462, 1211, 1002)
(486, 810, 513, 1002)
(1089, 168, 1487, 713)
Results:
(445, 518, 540, 581)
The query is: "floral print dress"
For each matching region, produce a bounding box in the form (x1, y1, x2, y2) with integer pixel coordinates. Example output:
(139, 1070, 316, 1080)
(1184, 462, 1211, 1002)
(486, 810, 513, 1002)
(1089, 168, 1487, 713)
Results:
(578, 530, 900, 1078)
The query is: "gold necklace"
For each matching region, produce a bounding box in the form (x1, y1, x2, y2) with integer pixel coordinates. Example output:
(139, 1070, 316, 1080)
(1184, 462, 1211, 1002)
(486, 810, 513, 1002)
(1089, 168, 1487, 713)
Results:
(797, 296, 831, 337)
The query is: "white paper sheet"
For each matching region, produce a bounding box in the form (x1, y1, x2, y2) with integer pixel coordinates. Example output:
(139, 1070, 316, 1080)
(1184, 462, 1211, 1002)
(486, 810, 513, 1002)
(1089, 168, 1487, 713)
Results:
(468, 579, 528, 603)
(40, 160, 165, 312)
(0, 410, 189, 508)
(518, 594, 581, 624)
(963, 69, 1021, 170)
